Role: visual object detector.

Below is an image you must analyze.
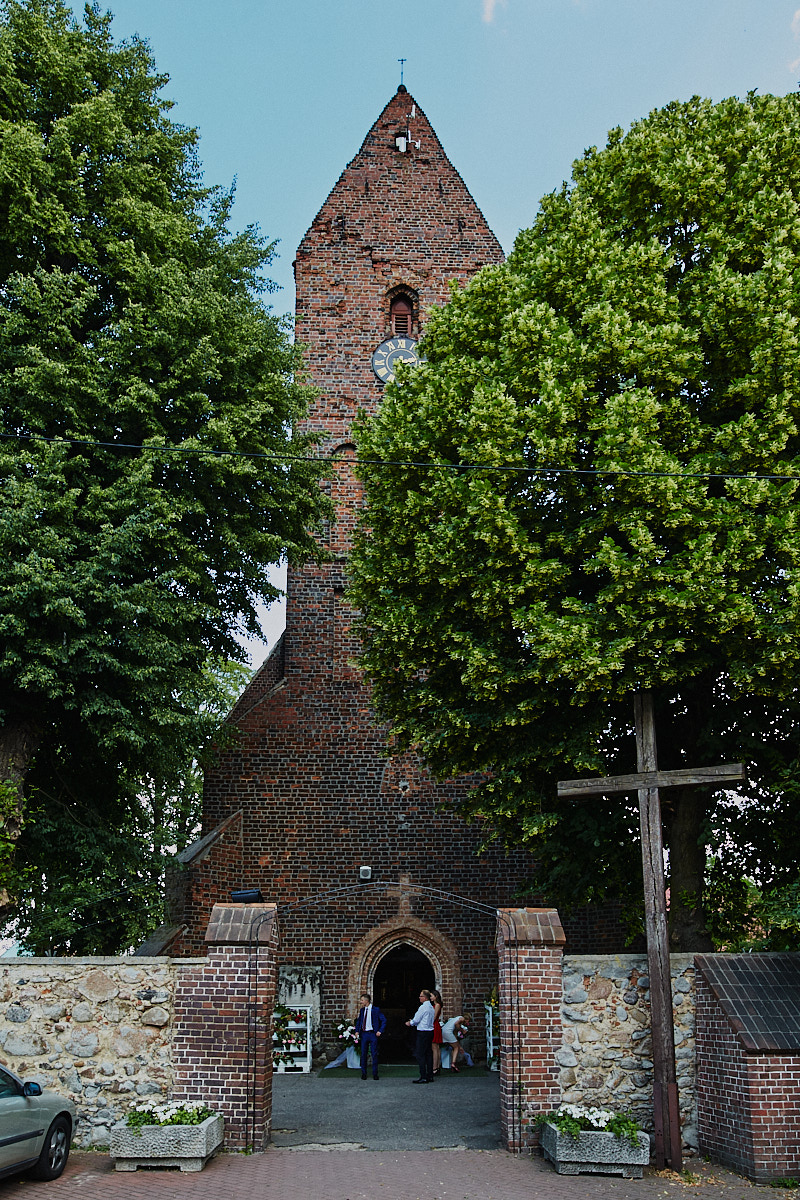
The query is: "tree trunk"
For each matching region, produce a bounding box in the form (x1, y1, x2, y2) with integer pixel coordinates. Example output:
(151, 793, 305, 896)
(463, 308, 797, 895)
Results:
(666, 786, 714, 951)
(0, 718, 43, 915)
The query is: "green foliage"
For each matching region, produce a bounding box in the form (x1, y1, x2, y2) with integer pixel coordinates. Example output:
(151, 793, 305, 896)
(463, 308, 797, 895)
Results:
(350, 91, 800, 948)
(760, 879, 800, 948)
(710, 871, 800, 953)
(0, 0, 330, 925)
(0, 777, 23, 902)
(0, 779, 21, 852)
(3, 659, 252, 954)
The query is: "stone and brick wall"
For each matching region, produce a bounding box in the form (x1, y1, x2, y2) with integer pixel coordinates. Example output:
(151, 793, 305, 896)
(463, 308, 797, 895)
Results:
(0, 905, 279, 1153)
(0, 957, 183, 1148)
(494, 916, 698, 1156)
(559, 953, 697, 1151)
(3, 921, 795, 1173)
(173, 904, 278, 1150)
(497, 909, 565, 1152)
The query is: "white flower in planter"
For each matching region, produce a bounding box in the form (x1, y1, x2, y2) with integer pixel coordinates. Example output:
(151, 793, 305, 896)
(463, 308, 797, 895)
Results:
(536, 1105, 650, 1179)
(111, 1107, 224, 1173)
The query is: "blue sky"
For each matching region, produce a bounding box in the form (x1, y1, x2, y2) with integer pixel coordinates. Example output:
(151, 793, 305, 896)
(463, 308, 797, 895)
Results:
(68, 0, 800, 658)
(71, 0, 798, 306)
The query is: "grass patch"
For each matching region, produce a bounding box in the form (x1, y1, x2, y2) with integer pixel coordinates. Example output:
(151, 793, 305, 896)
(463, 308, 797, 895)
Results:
(315, 1064, 485, 1080)
(317, 1063, 420, 1079)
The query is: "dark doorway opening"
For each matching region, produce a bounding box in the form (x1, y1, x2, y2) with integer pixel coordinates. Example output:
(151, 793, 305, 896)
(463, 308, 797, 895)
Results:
(372, 943, 435, 1062)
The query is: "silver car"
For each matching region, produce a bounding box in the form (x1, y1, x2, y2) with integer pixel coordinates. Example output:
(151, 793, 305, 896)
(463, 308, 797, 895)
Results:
(0, 1062, 76, 1181)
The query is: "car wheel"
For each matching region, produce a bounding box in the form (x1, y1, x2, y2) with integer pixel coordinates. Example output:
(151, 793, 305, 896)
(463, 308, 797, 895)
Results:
(29, 1115, 71, 1181)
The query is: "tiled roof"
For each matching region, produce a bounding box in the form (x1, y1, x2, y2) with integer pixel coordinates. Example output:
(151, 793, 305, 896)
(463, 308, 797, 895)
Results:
(133, 924, 186, 956)
(695, 953, 800, 1052)
(497, 908, 566, 946)
(205, 902, 277, 946)
(177, 811, 243, 865)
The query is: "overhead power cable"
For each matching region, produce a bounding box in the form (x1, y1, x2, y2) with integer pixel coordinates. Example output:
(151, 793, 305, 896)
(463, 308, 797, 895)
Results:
(2, 429, 800, 483)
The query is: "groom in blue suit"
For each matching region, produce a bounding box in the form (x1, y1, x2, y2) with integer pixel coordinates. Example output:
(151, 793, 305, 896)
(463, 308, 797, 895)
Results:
(355, 991, 387, 1079)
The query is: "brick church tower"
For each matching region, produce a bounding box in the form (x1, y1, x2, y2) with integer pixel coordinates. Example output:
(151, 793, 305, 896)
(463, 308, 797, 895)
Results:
(162, 88, 616, 1057)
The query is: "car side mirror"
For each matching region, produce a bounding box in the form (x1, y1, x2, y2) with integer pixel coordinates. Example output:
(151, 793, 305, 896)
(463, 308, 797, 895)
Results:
(23, 1082, 42, 1096)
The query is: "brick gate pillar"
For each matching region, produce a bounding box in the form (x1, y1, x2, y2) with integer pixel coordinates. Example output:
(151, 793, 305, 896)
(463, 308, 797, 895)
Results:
(173, 903, 278, 1150)
(496, 907, 565, 1152)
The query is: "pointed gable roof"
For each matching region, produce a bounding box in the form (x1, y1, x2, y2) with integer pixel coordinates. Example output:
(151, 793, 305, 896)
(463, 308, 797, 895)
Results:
(297, 86, 503, 269)
(696, 953, 800, 1053)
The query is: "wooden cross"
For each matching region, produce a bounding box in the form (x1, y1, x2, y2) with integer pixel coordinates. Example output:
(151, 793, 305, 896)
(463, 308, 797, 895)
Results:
(557, 690, 745, 1172)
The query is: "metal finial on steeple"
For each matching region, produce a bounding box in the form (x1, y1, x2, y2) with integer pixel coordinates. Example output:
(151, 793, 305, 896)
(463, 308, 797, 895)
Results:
(398, 58, 406, 87)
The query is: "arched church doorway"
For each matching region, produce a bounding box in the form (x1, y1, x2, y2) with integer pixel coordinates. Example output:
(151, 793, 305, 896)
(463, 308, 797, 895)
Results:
(372, 943, 434, 1062)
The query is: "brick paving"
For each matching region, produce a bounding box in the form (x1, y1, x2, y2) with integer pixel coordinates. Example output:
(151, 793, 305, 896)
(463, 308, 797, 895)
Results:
(3, 1149, 798, 1200)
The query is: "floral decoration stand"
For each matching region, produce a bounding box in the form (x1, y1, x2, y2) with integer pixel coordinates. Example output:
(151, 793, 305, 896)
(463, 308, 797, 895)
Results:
(110, 1114, 224, 1173)
(273, 1004, 313, 1072)
(540, 1121, 650, 1178)
(485, 1001, 499, 1070)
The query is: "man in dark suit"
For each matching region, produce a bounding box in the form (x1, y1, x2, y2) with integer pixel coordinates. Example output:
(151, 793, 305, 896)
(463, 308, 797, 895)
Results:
(355, 991, 387, 1080)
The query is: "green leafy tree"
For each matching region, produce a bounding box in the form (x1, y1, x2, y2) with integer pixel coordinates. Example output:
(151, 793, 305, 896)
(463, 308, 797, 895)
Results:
(5, 659, 251, 955)
(0, 0, 329, 908)
(350, 91, 800, 951)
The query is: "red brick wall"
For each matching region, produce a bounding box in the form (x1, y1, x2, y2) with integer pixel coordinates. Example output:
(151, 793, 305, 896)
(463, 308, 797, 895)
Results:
(497, 909, 565, 1152)
(172, 908, 278, 1150)
(696, 969, 800, 1182)
(748, 1054, 800, 1182)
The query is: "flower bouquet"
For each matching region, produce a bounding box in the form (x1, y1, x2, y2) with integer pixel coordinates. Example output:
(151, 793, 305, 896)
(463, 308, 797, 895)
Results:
(273, 1003, 303, 1065)
(324, 1019, 361, 1069)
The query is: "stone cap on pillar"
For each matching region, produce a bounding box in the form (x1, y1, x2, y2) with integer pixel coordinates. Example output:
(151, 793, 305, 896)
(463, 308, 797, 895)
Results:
(205, 903, 277, 946)
(497, 907, 565, 946)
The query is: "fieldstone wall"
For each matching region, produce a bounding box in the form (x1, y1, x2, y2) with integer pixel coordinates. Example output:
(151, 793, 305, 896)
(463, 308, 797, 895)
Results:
(0, 956, 198, 1148)
(1, 944, 700, 1154)
(560, 953, 697, 1152)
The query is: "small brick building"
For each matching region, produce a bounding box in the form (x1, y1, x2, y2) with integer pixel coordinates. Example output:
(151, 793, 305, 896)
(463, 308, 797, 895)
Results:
(695, 953, 800, 1183)
(161, 88, 627, 1059)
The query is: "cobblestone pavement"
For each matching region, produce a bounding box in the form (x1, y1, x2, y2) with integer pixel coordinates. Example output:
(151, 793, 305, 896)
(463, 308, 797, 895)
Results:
(2, 1150, 798, 1200)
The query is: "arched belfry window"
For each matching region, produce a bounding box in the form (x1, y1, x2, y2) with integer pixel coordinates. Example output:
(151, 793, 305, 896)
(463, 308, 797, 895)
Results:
(390, 294, 413, 337)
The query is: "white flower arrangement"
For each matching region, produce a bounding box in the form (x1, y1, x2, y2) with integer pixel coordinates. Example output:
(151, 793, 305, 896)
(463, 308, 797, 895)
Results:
(536, 1104, 643, 1147)
(126, 1100, 215, 1129)
(560, 1104, 616, 1129)
(336, 1020, 359, 1044)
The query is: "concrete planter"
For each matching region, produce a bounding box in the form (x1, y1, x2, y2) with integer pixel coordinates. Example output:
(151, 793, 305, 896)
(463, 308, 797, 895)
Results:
(110, 1113, 224, 1172)
(540, 1121, 650, 1178)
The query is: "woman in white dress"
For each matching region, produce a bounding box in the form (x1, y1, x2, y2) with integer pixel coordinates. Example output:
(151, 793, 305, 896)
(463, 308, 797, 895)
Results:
(440, 1013, 471, 1071)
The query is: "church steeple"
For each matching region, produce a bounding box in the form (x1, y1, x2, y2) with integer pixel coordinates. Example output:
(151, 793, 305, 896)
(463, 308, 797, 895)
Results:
(294, 88, 503, 442)
(298, 86, 501, 264)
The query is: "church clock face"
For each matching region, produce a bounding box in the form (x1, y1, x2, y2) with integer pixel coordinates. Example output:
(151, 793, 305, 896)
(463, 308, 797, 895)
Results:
(371, 337, 421, 384)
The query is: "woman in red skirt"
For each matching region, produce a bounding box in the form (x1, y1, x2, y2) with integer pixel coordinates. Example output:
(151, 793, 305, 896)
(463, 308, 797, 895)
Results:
(431, 989, 444, 1075)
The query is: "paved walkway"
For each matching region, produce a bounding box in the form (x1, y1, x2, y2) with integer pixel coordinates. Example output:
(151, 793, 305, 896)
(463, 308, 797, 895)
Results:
(2, 1149, 796, 1200)
(271, 1066, 502, 1149)
(4, 1072, 796, 1198)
